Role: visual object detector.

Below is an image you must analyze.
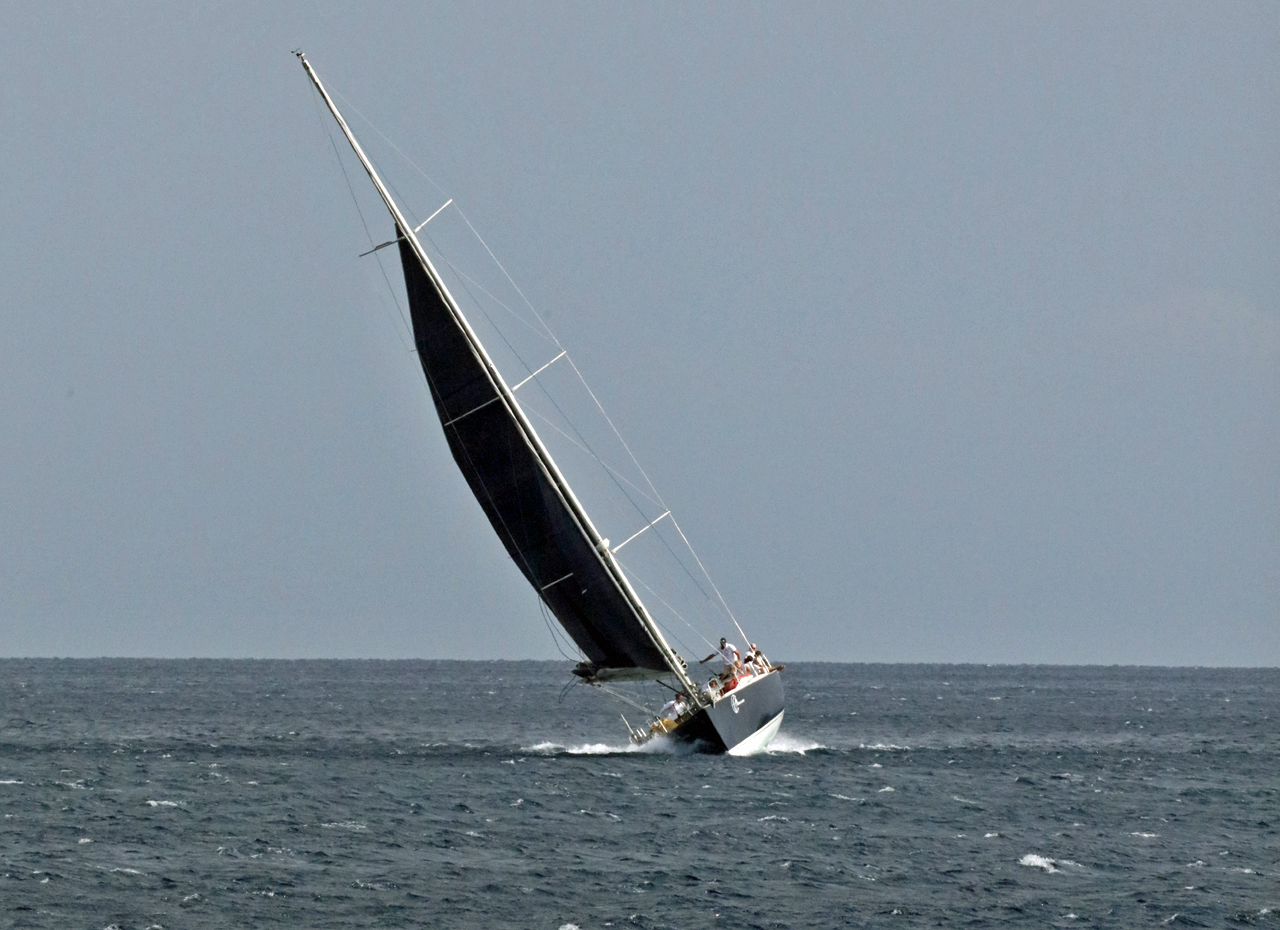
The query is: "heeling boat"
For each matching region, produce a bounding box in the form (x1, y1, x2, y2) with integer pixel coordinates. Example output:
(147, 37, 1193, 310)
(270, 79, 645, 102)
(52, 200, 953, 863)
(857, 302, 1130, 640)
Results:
(299, 53, 784, 755)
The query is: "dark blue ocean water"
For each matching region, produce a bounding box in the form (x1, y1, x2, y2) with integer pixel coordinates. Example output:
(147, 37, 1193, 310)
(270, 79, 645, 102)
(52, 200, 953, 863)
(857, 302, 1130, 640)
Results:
(1, 660, 1276, 929)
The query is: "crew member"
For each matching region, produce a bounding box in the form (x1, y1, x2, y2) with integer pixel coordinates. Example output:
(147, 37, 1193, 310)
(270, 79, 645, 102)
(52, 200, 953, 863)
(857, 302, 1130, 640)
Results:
(660, 691, 688, 721)
(700, 637, 740, 677)
(751, 644, 771, 672)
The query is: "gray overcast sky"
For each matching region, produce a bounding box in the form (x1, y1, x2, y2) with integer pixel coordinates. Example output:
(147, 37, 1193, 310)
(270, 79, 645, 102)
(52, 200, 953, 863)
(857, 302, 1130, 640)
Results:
(2, 3, 1276, 663)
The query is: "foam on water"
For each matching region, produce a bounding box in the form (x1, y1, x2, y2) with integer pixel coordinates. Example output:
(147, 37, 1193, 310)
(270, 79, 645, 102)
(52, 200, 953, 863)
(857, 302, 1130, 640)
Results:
(525, 729, 817, 757)
(765, 733, 823, 754)
(1020, 854, 1082, 873)
(525, 735, 689, 755)
(527, 740, 640, 755)
(1020, 854, 1061, 872)
(527, 729, 821, 757)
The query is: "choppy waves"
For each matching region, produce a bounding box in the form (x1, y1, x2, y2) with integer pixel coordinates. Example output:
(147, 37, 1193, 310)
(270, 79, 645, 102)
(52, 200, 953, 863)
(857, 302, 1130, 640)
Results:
(2, 660, 1277, 929)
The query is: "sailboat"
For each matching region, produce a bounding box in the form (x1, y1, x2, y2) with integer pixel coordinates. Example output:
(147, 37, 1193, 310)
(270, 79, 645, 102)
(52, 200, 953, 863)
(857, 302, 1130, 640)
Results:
(299, 53, 784, 754)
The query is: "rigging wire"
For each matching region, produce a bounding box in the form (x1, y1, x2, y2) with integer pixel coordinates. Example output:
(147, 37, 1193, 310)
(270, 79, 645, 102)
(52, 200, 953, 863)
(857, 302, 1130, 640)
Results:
(557, 677, 580, 705)
(419, 229, 544, 386)
(334, 89, 452, 201)
(670, 515, 750, 645)
(433, 221, 703, 628)
(521, 406, 662, 510)
(440, 257, 559, 347)
(613, 554, 716, 652)
(538, 588, 582, 663)
(563, 353, 749, 642)
(458, 200, 753, 644)
(374, 287, 416, 354)
(309, 83, 416, 352)
(593, 683, 659, 718)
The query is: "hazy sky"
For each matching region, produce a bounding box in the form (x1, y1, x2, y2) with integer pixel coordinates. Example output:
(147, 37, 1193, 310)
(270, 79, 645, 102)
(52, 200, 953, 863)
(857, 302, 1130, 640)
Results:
(2, 3, 1276, 663)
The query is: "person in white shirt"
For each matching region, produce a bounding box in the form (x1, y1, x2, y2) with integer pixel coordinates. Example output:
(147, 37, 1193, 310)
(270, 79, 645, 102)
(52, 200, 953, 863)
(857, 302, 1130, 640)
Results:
(660, 692, 688, 721)
(700, 638, 740, 677)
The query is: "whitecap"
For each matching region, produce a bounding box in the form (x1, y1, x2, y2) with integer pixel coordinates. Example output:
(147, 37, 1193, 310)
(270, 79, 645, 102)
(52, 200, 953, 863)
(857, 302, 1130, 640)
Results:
(878, 786, 895, 793)
(110, 867, 142, 875)
(78, 838, 92, 844)
(859, 742, 910, 751)
(1130, 832, 1159, 838)
(526, 740, 643, 755)
(559, 924, 581, 930)
(146, 800, 180, 808)
(765, 734, 823, 754)
(830, 794, 864, 802)
(1020, 854, 1060, 872)
(320, 821, 367, 831)
(0, 779, 23, 785)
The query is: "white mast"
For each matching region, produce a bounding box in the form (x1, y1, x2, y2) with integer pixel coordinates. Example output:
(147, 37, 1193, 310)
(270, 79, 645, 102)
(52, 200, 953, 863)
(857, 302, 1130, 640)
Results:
(297, 53, 705, 705)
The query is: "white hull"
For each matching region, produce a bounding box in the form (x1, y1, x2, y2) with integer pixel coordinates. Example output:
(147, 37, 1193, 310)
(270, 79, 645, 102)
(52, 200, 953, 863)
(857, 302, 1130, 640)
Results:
(726, 709, 785, 756)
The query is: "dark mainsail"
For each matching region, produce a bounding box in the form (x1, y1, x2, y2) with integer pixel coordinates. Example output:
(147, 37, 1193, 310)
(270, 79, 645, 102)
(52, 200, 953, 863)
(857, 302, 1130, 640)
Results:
(397, 237, 668, 672)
